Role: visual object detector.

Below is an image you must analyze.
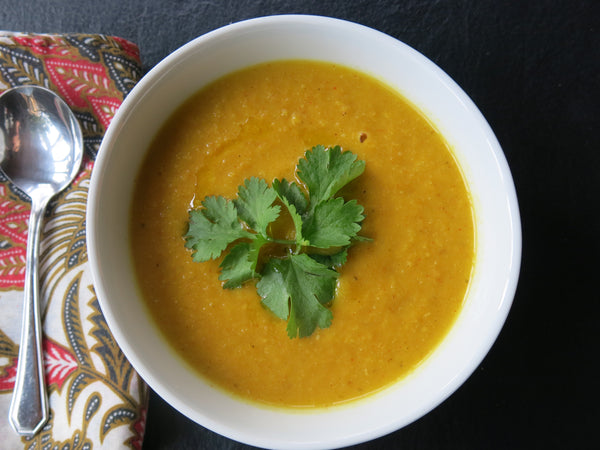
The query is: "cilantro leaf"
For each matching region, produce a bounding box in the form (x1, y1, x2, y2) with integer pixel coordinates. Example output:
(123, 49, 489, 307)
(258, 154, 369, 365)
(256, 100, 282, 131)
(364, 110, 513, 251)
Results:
(257, 254, 337, 338)
(297, 145, 365, 209)
(302, 197, 365, 248)
(279, 196, 307, 249)
(219, 237, 267, 289)
(255, 260, 289, 320)
(219, 242, 254, 288)
(273, 178, 309, 248)
(309, 249, 348, 269)
(272, 178, 308, 215)
(234, 177, 280, 236)
(185, 196, 252, 262)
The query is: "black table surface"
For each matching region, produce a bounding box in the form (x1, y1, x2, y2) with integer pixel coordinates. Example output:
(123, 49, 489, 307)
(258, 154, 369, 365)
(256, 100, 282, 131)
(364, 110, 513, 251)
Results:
(2, 1, 597, 449)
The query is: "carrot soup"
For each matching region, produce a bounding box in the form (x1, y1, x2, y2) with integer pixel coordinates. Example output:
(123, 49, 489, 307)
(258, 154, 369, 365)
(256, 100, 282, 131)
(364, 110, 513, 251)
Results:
(130, 60, 474, 407)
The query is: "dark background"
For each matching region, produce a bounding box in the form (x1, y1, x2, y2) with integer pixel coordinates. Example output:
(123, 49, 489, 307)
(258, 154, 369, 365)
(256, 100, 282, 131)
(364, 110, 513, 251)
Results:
(2, 1, 597, 449)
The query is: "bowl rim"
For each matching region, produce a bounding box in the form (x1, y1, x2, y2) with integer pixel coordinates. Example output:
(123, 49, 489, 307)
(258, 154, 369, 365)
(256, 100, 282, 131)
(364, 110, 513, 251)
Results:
(87, 14, 521, 449)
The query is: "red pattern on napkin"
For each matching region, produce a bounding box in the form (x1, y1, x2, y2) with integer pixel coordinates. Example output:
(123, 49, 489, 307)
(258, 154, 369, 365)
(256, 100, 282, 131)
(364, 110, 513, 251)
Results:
(0, 184, 28, 287)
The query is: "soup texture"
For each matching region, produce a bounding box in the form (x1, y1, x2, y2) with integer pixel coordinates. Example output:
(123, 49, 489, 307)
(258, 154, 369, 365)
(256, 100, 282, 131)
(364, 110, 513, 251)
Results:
(130, 61, 474, 407)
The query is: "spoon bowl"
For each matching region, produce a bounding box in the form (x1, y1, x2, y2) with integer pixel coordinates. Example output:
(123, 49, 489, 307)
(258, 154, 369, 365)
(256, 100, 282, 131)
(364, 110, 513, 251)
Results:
(0, 85, 83, 436)
(0, 86, 83, 196)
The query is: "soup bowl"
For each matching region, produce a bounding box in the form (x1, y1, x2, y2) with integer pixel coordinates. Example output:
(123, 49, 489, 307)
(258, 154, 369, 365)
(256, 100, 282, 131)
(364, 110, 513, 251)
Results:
(87, 15, 521, 449)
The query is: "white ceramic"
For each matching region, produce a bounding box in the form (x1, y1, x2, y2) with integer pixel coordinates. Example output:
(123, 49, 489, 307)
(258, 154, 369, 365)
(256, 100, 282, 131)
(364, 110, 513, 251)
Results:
(87, 15, 521, 450)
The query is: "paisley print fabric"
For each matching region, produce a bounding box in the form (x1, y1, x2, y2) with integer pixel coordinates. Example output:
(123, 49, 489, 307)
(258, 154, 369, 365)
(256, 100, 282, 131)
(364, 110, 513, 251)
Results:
(0, 33, 146, 449)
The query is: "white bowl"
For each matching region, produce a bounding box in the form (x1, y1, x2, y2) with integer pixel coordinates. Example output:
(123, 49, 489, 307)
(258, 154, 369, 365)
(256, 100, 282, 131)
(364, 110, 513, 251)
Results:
(87, 15, 521, 450)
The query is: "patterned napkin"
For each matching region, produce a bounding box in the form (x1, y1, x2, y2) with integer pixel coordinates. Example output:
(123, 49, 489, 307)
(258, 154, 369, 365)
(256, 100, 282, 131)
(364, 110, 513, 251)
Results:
(0, 33, 146, 449)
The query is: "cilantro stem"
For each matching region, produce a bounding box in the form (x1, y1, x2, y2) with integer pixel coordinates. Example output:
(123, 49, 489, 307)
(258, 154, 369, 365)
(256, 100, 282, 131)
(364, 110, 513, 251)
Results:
(268, 238, 298, 246)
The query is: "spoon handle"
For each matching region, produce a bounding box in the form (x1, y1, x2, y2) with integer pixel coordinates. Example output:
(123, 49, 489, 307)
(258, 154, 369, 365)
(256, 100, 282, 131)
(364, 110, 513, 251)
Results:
(9, 197, 49, 436)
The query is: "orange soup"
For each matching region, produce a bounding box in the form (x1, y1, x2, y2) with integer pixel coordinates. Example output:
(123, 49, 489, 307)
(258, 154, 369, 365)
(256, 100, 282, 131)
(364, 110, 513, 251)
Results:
(130, 60, 474, 407)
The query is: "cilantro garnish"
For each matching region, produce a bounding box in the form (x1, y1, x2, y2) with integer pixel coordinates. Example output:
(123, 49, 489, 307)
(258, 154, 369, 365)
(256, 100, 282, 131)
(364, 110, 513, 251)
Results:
(184, 145, 369, 338)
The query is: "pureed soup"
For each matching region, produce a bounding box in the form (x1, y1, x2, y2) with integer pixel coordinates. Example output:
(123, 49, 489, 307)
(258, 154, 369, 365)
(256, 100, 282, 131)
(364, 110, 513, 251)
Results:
(130, 60, 474, 408)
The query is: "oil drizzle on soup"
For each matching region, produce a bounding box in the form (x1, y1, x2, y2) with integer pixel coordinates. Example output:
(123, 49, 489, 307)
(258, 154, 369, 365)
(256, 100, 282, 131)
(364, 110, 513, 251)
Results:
(130, 60, 474, 407)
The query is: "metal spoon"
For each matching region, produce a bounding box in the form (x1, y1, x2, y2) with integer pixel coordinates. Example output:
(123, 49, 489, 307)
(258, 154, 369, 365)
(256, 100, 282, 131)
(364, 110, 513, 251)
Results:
(0, 86, 83, 436)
